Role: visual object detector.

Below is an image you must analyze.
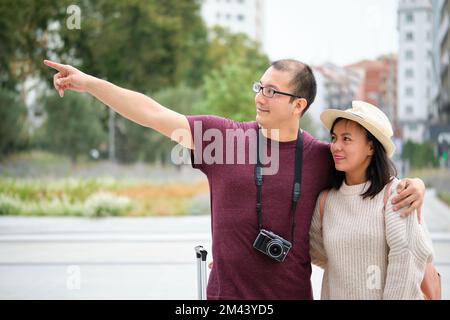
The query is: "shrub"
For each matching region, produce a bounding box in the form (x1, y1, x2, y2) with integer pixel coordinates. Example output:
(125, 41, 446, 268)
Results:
(84, 192, 133, 217)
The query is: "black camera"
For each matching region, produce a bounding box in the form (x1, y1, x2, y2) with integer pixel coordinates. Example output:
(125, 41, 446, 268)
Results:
(253, 229, 292, 262)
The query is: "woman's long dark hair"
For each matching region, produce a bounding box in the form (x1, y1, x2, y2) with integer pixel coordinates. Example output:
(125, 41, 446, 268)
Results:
(330, 118, 397, 199)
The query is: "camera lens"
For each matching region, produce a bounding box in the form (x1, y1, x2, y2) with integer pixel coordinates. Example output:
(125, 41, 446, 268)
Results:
(267, 239, 284, 259)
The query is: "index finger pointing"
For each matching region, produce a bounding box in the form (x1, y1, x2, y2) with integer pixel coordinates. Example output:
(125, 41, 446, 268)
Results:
(43, 60, 65, 72)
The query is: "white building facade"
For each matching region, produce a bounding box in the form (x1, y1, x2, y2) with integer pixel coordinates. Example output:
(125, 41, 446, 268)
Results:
(439, 0, 450, 122)
(430, 0, 444, 124)
(397, 0, 434, 143)
(200, 0, 264, 45)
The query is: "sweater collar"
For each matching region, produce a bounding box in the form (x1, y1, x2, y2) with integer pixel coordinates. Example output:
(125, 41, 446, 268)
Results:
(339, 180, 371, 196)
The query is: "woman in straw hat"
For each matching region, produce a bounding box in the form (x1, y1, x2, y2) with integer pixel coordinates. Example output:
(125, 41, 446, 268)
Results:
(309, 101, 434, 300)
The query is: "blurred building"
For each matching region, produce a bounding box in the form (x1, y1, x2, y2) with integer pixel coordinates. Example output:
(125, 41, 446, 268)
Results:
(200, 0, 264, 45)
(429, 0, 450, 167)
(439, 0, 450, 123)
(306, 66, 368, 140)
(313, 57, 400, 141)
(397, 0, 434, 143)
(346, 56, 399, 136)
(430, 0, 443, 124)
(312, 63, 362, 137)
(308, 70, 329, 139)
(314, 63, 361, 111)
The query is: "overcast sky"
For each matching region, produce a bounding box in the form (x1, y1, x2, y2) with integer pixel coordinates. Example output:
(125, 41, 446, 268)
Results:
(263, 0, 399, 66)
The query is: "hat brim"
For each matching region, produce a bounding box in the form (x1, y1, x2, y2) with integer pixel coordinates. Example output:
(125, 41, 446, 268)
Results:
(320, 109, 396, 158)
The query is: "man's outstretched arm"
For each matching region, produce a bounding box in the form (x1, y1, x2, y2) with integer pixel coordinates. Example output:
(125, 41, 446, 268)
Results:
(43, 60, 193, 149)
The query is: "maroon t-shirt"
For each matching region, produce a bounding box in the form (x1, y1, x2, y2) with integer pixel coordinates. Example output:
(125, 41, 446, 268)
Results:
(187, 115, 333, 300)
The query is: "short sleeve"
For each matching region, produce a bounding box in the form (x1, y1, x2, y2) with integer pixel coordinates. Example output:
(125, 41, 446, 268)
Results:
(186, 115, 236, 174)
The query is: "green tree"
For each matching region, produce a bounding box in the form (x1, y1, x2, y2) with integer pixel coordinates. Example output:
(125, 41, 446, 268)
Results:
(205, 26, 268, 74)
(193, 27, 269, 121)
(0, 0, 67, 90)
(2, 0, 211, 163)
(114, 83, 202, 163)
(1, 0, 209, 91)
(402, 140, 438, 169)
(146, 83, 203, 163)
(55, 0, 210, 163)
(0, 89, 28, 158)
(41, 92, 106, 164)
(59, 0, 209, 92)
(194, 58, 261, 121)
(299, 113, 318, 137)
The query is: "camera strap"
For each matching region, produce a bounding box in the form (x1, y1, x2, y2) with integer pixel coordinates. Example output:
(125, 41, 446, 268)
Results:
(255, 128, 303, 244)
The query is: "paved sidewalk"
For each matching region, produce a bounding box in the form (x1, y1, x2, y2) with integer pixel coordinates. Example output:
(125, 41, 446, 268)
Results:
(0, 216, 212, 299)
(422, 188, 450, 233)
(0, 188, 449, 299)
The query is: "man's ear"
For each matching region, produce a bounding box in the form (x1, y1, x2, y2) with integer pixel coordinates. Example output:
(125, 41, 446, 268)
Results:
(294, 98, 308, 116)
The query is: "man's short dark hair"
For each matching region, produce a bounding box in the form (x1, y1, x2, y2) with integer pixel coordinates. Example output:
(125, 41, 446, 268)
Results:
(271, 59, 317, 115)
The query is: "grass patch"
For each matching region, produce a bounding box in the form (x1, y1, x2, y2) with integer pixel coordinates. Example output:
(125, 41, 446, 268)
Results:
(438, 192, 450, 207)
(408, 168, 450, 190)
(114, 181, 209, 216)
(1, 150, 66, 163)
(409, 168, 449, 179)
(0, 178, 209, 217)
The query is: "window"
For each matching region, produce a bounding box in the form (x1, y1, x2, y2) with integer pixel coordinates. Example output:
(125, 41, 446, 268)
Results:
(406, 105, 414, 115)
(409, 123, 418, 131)
(406, 13, 414, 23)
(237, 14, 245, 21)
(405, 50, 414, 60)
(406, 32, 414, 41)
(405, 68, 414, 78)
(405, 87, 414, 96)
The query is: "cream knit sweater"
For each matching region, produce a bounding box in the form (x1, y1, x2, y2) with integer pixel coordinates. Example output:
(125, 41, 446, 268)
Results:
(309, 178, 434, 300)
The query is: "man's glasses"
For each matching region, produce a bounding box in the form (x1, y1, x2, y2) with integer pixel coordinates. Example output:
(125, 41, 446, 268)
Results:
(252, 82, 300, 99)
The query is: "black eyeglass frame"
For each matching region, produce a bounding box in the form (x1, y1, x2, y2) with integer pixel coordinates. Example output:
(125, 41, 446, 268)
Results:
(252, 81, 301, 99)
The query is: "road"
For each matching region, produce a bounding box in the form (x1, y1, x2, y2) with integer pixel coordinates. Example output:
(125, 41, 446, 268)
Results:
(0, 188, 449, 300)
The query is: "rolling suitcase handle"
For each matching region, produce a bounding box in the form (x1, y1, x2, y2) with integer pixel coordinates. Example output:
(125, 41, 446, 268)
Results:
(195, 245, 208, 300)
